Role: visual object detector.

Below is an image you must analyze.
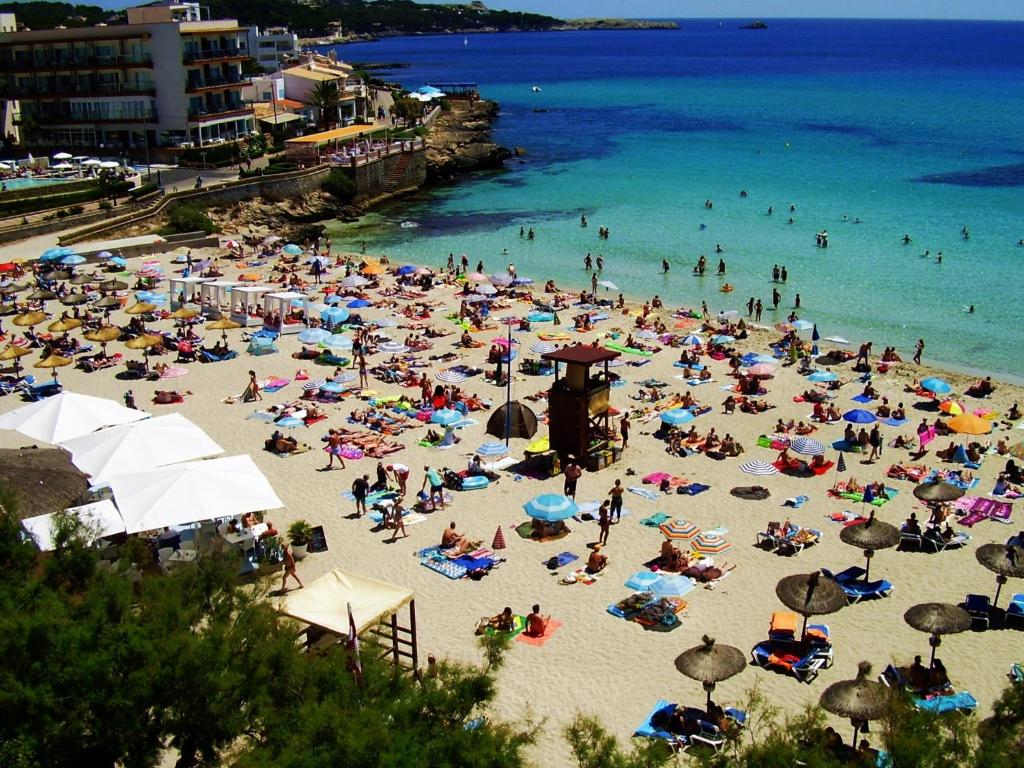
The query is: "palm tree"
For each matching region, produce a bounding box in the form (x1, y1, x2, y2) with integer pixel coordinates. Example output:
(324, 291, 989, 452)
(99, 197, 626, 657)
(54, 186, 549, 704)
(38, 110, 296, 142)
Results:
(309, 81, 340, 130)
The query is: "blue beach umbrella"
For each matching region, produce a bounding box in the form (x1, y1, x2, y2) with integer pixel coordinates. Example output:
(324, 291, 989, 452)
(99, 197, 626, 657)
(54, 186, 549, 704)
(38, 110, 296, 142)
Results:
(41, 246, 74, 262)
(431, 408, 461, 426)
(347, 299, 371, 308)
(625, 571, 661, 591)
(396, 265, 416, 276)
(60, 254, 85, 266)
(108, 256, 126, 268)
(97, 251, 113, 259)
(477, 441, 510, 457)
(713, 335, 735, 344)
(790, 436, 825, 456)
(843, 409, 877, 424)
(649, 574, 694, 598)
(808, 370, 838, 383)
(681, 334, 703, 345)
(323, 333, 352, 349)
(298, 327, 330, 344)
(282, 243, 303, 256)
(921, 377, 952, 395)
(325, 294, 343, 304)
(523, 493, 578, 522)
(661, 409, 695, 427)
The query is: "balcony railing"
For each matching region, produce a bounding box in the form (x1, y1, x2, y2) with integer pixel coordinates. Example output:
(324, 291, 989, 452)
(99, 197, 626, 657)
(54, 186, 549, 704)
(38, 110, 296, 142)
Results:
(1, 81, 155, 98)
(185, 75, 244, 91)
(187, 104, 248, 120)
(183, 46, 243, 63)
(3, 54, 154, 70)
(19, 107, 157, 124)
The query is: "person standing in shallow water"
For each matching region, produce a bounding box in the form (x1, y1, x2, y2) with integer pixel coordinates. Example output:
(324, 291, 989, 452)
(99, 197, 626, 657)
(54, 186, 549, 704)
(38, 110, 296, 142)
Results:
(914, 338, 925, 365)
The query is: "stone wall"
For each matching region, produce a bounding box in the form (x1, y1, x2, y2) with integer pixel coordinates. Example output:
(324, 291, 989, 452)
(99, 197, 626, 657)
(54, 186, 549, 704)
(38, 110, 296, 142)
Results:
(350, 147, 427, 200)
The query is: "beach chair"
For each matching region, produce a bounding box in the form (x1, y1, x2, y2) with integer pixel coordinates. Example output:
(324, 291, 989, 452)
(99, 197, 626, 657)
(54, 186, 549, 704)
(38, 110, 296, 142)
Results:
(1004, 594, 1024, 626)
(1011, 663, 1023, 683)
(199, 349, 238, 363)
(821, 567, 893, 604)
(961, 593, 991, 629)
(923, 528, 970, 553)
(23, 380, 62, 400)
(778, 527, 820, 556)
(750, 642, 826, 683)
(176, 341, 197, 363)
(633, 701, 725, 755)
(124, 359, 150, 379)
(756, 522, 783, 552)
(899, 524, 923, 551)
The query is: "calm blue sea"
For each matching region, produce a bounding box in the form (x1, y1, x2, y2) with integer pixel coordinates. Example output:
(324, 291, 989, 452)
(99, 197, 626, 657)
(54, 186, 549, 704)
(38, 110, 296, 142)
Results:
(324, 20, 1024, 378)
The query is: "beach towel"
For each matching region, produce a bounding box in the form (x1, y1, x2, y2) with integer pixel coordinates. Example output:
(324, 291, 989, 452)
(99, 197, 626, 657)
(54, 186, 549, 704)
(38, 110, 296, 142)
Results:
(561, 568, 602, 585)
(544, 552, 578, 569)
(421, 558, 468, 580)
(628, 486, 659, 501)
(160, 366, 189, 379)
(673, 362, 705, 370)
(514, 520, 570, 542)
(516, 619, 562, 647)
(640, 512, 672, 527)
(783, 495, 810, 508)
(915, 691, 978, 714)
(919, 426, 938, 448)
(484, 614, 526, 639)
(677, 483, 710, 496)
(883, 418, 908, 427)
(262, 378, 289, 393)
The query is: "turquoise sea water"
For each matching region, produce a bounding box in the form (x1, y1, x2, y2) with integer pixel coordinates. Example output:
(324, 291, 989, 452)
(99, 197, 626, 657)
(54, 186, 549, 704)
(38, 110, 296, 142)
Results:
(323, 20, 1024, 378)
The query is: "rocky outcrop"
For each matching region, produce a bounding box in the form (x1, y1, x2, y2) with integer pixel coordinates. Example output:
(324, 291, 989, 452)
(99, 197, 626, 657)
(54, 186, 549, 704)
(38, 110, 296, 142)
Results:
(554, 19, 679, 30)
(426, 100, 512, 182)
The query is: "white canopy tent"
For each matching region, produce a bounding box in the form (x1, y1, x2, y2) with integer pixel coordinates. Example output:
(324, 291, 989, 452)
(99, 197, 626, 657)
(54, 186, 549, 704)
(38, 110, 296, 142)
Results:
(230, 285, 271, 327)
(21, 499, 124, 551)
(279, 568, 414, 635)
(199, 279, 240, 318)
(58, 413, 224, 484)
(0, 392, 149, 444)
(168, 275, 214, 310)
(108, 455, 283, 533)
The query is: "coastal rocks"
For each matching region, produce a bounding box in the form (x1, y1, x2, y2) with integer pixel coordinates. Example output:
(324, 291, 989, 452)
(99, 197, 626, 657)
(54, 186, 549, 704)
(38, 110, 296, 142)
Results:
(426, 100, 513, 182)
(741, 20, 769, 29)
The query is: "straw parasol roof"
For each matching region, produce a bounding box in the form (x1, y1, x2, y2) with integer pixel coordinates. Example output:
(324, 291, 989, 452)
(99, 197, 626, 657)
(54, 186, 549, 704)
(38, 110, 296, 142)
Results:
(0, 283, 26, 296)
(169, 307, 200, 320)
(913, 480, 964, 503)
(48, 318, 83, 332)
(13, 311, 47, 327)
(83, 326, 122, 343)
(839, 511, 901, 552)
(124, 334, 163, 350)
(59, 293, 90, 306)
(819, 662, 891, 746)
(49, 269, 72, 281)
(206, 317, 241, 331)
(904, 602, 971, 666)
(94, 296, 123, 309)
(99, 278, 129, 290)
(70, 273, 95, 285)
(776, 572, 848, 627)
(674, 635, 746, 708)
(26, 289, 57, 301)
(0, 345, 31, 361)
(0, 447, 90, 519)
(124, 302, 157, 315)
(975, 543, 1024, 607)
(33, 354, 73, 378)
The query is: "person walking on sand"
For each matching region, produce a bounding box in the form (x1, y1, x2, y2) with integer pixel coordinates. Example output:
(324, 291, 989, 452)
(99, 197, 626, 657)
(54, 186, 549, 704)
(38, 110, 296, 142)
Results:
(280, 542, 303, 592)
(358, 356, 368, 389)
(388, 502, 408, 542)
(421, 465, 445, 510)
(868, 424, 882, 463)
(352, 473, 369, 516)
(598, 500, 611, 545)
(563, 455, 582, 499)
(608, 479, 625, 523)
(914, 338, 925, 365)
(324, 429, 346, 471)
(620, 413, 630, 450)
(244, 370, 262, 402)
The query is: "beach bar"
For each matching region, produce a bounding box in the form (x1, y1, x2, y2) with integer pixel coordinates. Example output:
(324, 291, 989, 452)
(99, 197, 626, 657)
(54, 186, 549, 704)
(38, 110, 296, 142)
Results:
(541, 344, 621, 470)
(199, 280, 240, 319)
(230, 285, 271, 327)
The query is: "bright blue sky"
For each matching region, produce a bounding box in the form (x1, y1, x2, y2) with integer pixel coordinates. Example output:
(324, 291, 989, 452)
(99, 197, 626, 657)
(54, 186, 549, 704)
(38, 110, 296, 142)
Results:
(444, 1, 1024, 20)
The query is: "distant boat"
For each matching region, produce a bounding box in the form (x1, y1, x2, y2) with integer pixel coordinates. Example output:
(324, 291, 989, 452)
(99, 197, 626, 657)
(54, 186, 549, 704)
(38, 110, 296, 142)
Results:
(531, 86, 542, 93)
(464, 36, 468, 46)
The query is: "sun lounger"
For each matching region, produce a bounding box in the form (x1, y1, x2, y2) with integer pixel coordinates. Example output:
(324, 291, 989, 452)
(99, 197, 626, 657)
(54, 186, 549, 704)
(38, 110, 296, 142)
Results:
(751, 642, 827, 683)
(633, 701, 725, 753)
(821, 566, 893, 603)
(1006, 594, 1024, 626)
(1011, 663, 1023, 683)
(922, 527, 970, 552)
(961, 593, 991, 629)
(200, 349, 238, 363)
(23, 380, 62, 400)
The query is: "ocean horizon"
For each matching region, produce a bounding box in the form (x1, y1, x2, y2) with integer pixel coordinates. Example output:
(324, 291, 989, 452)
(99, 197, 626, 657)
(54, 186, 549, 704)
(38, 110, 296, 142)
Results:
(323, 19, 1024, 379)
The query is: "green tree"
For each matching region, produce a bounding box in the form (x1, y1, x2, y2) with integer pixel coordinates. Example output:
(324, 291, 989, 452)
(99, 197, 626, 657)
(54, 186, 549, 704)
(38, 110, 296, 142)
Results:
(309, 81, 340, 130)
(321, 168, 357, 203)
(392, 95, 423, 127)
(161, 202, 217, 235)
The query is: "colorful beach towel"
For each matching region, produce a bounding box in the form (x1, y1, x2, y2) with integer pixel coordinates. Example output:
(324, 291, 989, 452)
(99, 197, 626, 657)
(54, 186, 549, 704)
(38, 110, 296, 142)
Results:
(516, 619, 562, 647)
(640, 512, 672, 527)
(544, 552, 578, 569)
(628, 486, 659, 501)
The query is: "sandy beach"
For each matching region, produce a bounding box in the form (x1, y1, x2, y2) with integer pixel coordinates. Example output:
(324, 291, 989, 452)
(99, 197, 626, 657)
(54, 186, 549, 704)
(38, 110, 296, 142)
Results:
(1, 236, 1021, 766)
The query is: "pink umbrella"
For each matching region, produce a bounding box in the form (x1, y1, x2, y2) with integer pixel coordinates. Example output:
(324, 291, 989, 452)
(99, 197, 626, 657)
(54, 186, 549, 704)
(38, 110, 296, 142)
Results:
(468, 271, 488, 282)
(748, 363, 776, 377)
(493, 337, 518, 347)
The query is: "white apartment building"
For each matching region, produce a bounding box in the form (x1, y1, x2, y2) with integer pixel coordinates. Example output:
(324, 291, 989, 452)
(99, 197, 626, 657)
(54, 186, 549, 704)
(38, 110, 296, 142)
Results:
(280, 53, 366, 127)
(246, 26, 299, 72)
(0, 1, 255, 152)
(0, 12, 17, 145)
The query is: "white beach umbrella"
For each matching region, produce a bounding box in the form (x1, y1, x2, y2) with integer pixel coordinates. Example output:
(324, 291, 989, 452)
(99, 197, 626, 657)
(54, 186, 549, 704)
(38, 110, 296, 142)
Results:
(58, 413, 223, 484)
(81, 159, 102, 166)
(109, 455, 284, 534)
(597, 280, 618, 290)
(98, 161, 120, 169)
(0, 392, 149, 444)
(825, 336, 850, 345)
(340, 274, 369, 289)
(21, 499, 125, 551)
(52, 152, 73, 160)
(739, 459, 780, 476)
(52, 162, 74, 170)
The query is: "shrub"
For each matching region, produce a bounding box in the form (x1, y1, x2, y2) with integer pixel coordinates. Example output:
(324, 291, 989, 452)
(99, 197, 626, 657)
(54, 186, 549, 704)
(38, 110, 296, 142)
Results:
(98, 200, 113, 210)
(67, 204, 85, 215)
(321, 168, 356, 203)
(160, 203, 216, 235)
(0, 181, 131, 217)
(128, 183, 159, 200)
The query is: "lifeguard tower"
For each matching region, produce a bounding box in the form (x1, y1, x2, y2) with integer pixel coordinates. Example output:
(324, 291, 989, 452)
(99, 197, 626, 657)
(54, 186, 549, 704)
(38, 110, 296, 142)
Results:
(540, 344, 621, 470)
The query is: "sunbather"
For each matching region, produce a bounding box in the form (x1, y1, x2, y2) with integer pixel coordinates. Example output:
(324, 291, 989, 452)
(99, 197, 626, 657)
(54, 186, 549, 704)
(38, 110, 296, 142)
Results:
(524, 604, 549, 637)
(586, 544, 608, 574)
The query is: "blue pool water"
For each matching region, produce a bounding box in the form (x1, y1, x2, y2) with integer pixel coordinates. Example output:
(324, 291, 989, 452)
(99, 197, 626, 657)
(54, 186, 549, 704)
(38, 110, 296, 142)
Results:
(1, 176, 72, 191)
(323, 20, 1024, 377)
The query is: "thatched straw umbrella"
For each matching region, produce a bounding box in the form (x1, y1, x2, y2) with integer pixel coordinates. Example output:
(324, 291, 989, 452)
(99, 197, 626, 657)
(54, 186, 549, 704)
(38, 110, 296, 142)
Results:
(819, 662, 891, 748)
(12, 311, 47, 327)
(83, 325, 122, 354)
(903, 602, 971, 667)
(0, 344, 32, 376)
(47, 318, 83, 333)
(674, 635, 746, 710)
(839, 511, 900, 581)
(124, 302, 156, 315)
(206, 316, 241, 343)
(0, 448, 90, 518)
(776, 572, 848, 636)
(33, 353, 72, 383)
(124, 333, 163, 370)
(975, 544, 1024, 608)
(913, 480, 964, 504)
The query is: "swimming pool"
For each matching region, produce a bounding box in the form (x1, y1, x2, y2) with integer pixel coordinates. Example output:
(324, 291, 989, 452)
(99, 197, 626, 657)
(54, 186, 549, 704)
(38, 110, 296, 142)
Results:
(0, 176, 72, 191)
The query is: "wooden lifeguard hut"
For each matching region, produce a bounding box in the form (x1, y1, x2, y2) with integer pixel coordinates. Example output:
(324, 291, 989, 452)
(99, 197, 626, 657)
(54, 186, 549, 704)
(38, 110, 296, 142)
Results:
(540, 344, 621, 469)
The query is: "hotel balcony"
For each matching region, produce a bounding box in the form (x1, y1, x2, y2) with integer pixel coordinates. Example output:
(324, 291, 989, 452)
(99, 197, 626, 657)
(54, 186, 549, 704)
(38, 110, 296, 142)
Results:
(1, 80, 155, 99)
(0, 53, 154, 71)
(187, 103, 250, 121)
(17, 107, 157, 124)
(182, 45, 246, 64)
(185, 74, 245, 92)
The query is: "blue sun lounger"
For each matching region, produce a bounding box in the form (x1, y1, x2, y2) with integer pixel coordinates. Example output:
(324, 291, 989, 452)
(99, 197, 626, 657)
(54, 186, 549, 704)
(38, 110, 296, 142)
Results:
(821, 566, 893, 603)
(633, 701, 725, 752)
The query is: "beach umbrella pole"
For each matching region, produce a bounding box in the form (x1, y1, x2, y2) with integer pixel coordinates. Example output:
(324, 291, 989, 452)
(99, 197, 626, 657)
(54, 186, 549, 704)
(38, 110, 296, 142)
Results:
(928, 634, 940, 668)
(703, 681, 715, 711)
(863, 549, 874, 581)
(994, 574, 1007, 608)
